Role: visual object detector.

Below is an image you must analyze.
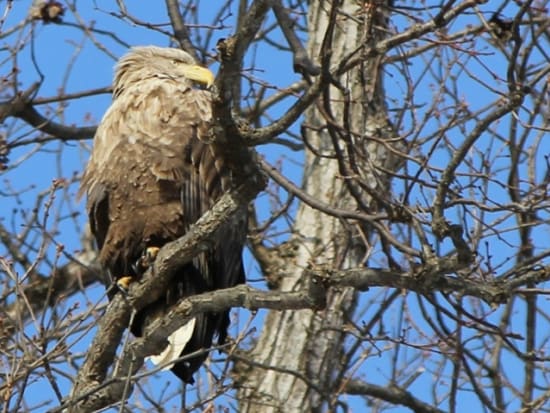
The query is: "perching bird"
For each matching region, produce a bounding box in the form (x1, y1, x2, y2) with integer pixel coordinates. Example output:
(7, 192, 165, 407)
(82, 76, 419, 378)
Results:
(79, 46, 247, 383)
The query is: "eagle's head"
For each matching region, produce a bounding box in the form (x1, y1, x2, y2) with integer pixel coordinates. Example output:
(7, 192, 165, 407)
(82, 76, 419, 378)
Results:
(113, 46, 214, 97)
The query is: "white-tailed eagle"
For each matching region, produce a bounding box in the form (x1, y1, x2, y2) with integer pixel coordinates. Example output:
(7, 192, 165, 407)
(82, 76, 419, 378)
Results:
(79, 46, 246, 383)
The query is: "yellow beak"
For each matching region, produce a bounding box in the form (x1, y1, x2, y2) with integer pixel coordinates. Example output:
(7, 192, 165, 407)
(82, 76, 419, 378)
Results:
(184, 65, 215, 88)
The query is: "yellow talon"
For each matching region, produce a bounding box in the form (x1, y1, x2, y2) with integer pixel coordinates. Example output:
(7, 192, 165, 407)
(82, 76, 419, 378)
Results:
(141, 247, 160, 268)
(117, 247, 160, 293)
(145, 246, 160, 261)
(116, 276, 134, 291)
(138, 246, 160, 269)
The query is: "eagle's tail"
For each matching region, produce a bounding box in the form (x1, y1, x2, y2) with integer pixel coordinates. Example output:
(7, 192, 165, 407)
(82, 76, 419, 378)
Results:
(147, 317, 197, 369)
(136, 259, 234, 384)
(168, 312, 227, 383)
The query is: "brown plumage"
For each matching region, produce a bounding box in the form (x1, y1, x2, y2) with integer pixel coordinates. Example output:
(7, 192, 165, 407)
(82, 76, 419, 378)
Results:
(79, 46, 246, 383)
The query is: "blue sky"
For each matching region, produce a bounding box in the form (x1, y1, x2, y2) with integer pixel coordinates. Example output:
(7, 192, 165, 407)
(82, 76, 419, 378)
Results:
(1, 1, 549, 412)
(1, 2, 302, 411)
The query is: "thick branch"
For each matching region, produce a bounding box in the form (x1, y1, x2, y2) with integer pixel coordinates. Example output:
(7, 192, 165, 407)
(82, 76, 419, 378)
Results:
(320, 266, 550, 305)
(229, 0, 273, 64)
(68, 177, 265, 411)
(214, 1, 272, 129)
(63, 252, 550, 411)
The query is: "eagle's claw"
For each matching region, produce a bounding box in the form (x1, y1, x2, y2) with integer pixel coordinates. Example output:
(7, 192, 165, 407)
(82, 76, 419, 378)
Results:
(117, 247, 160, 292)
(137, 246, 160, 271)
(116, 275, 134, 291)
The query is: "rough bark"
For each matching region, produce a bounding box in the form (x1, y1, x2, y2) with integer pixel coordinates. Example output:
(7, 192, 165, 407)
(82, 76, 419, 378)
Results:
(237, 1, 398, 411)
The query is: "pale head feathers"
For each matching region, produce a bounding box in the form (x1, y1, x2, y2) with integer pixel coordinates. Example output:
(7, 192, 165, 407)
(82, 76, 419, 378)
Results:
(113, 46, 214, 97)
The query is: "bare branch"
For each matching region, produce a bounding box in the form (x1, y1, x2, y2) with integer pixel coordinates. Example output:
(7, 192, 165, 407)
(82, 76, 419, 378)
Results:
(344, 379, 446, 413)
(272, 1, 320, 76)
(165, 0, 200, 60)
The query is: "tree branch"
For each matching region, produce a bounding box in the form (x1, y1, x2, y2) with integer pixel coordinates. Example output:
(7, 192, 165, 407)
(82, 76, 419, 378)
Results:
(344, 379, 446, 413)
(1, 247, 102, 337)
(59, 258, 550, 413)
(165, 0, 200, 61)
(0, 83, 97, 149)
(272, 1, 320, 76)
(431, 92, 525, 239)
(14, 104, 96, 142)
(67, 175, 265, 412)
(62, 245, 550, 411)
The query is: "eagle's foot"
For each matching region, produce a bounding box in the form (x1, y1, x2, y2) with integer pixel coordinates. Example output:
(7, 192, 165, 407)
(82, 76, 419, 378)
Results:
(122, 248, 160, 289)
(116, 275, 135, 291)
(115, 246, 158, 293)
(136, 246, 160, 271)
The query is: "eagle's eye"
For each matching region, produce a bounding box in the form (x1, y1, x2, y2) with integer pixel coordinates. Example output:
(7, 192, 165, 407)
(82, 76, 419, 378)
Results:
(171, 59, 179, 65)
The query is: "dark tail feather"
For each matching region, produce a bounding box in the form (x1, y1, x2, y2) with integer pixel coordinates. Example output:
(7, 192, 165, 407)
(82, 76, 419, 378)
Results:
(170, 311, 229, 383)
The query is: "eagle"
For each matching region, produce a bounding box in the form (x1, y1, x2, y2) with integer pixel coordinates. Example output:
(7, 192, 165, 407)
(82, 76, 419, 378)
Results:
(79, 46, 246, 383)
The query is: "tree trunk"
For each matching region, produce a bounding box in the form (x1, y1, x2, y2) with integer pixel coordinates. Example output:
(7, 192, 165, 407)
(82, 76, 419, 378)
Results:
(237, 1, 398, 411)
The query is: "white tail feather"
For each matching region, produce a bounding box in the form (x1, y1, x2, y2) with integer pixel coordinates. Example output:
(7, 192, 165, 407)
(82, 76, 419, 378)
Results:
(147, 317, 196, 370)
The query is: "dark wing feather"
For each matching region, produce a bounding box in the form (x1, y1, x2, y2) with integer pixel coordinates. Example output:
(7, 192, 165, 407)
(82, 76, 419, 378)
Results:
(86, 183, 109, 251)
(164, 137, 247, 383)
